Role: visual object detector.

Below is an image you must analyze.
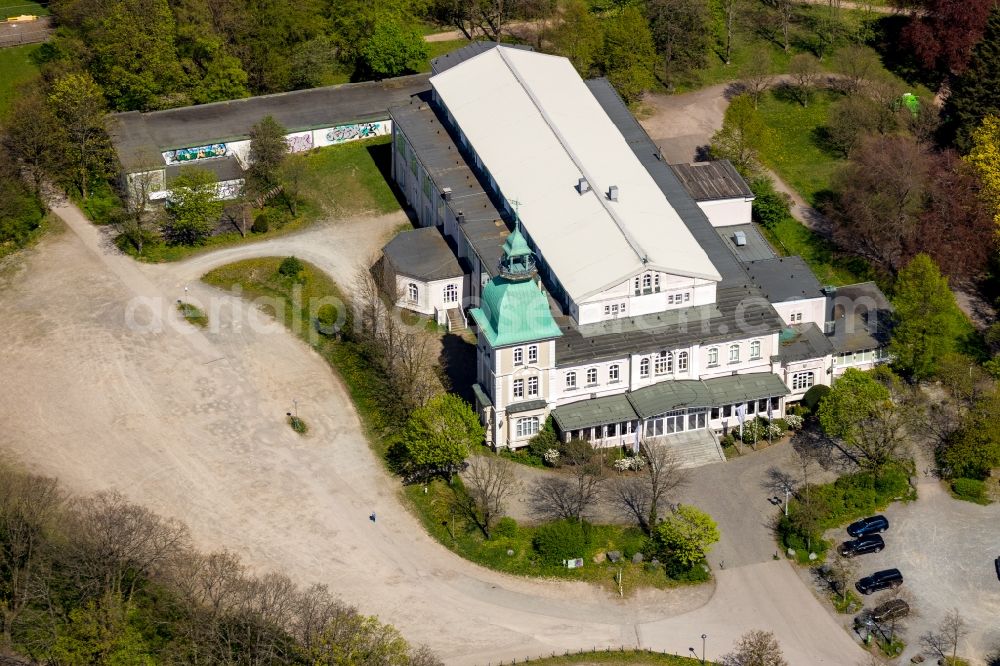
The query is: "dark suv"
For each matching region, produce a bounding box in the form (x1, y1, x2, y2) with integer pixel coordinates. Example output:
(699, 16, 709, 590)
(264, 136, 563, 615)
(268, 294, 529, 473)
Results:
(848, 515, 889, 537)
(854, 599, 910, 630)
(839, 534, 885, 557)
(856, 568, 903, 595)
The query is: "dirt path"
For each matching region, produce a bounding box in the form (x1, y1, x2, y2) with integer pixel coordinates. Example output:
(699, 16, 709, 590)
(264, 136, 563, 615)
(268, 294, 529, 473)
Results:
(0, 203, 869, 664)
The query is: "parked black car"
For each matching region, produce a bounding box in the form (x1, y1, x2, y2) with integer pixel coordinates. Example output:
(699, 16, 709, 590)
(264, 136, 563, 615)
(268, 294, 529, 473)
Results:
(856, 568, 903, 595)
(847, 515, 889, 537)
(995, 556, 1000, 581)
(838, 534, 885, 558)
(854, 599, 910, 630)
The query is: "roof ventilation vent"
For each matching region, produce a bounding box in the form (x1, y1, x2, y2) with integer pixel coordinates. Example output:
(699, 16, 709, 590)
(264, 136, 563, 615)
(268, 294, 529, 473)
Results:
(608, 185, 619, 201)
(733, 230, 747, 247)
(442, 187, 453, 201)
(577, 177, 590, 194)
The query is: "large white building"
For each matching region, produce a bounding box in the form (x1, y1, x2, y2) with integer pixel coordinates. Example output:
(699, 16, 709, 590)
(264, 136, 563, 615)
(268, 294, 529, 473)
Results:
(386, 44, 890, 460)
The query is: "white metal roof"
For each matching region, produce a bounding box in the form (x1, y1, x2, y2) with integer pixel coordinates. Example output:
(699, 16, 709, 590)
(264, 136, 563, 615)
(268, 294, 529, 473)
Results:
(430, 46, 721, 302)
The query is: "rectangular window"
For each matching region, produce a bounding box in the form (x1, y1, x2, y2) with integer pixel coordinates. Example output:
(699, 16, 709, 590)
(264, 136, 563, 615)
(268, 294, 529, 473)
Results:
(609, 364, 620, 382)
(711, 407, 720, 420)
(677, 352, 688, 372)
(729, 345, 740, 363)
(513, 348, 523, 366)
(640, 358, 650, 378)
(722, 405, 732, 418)
(708, 347, 719, 367)
(758, 399, 768, 413)
(684, 292, 690, 302)
(528, 345, 538, 364)
(527, 376, 539, 397)
(604, 305, 610, 315)
(668, 294, 674, 304)
(513, 378, 524, 399)
(792, 372, 815, 391)
(607, 423, 618, 437)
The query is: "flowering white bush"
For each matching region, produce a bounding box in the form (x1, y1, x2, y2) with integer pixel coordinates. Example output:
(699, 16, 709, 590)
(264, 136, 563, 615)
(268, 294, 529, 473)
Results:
(543, 448, 560, 464)
(785, 414, 804, 430)
(613, 455, 646, 472)
(741, 419, 765, 444)
(766, 422, 785, 438)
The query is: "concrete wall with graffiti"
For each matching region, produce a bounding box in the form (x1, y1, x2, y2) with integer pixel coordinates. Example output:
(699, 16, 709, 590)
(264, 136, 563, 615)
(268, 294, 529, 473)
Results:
(162, 143, 229, 165)
(148, 178, 245, 202)
(314, 121, 390, 148)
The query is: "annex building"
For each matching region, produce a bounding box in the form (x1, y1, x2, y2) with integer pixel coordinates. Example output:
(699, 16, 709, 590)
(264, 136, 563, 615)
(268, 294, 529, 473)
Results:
(388, 44, 891, 459)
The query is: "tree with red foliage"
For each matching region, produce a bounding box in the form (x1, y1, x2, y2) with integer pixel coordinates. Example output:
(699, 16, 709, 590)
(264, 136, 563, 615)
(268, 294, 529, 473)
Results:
(826, 135, 995, 281)
(899, 0, 994, 77)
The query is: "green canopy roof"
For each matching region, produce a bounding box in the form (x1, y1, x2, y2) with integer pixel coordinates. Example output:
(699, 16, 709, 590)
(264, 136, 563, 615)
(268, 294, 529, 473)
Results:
(470, 276, 562, 347)
(552, 394, 638, 431)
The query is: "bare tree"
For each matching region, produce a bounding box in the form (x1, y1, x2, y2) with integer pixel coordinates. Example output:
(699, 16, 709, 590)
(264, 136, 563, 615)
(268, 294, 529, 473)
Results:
(605, 441, 688, 534)
(832, 45, 881, 95)
(721, 0, 739, 65)
(721, 629, 789, 666)
(826, 552, 858, 603)
(528, 459, 603, 522)
(922, 609, 969, 664)
(0, 467, 63, 644)
(114, 167, 162, 255)
(66, 490, 191, 603)
(455, 455, 519, 539)
(762, 0, 794, 52)
(789, 53, 822, 107)
(443, 0, 519, 42)
(741, 44, 772, 109)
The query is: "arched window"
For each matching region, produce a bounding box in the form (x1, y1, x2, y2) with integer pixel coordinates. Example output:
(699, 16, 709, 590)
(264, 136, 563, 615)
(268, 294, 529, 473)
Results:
(527, 345, 538, 363)
(640, 358, 650, 378)
(729, 344, 740, 363)
(609, 364, 620, 382)
(566, 371, 577, 389)
(586, 367, 598, 385)
(750, 340, 762, 360)
(407, 283, 418, 303)
(642, 274, 652, 290)
(516, 416, 540, 438)
(677, 351, 688, 372)
(707, 347, 719, 367)
(444, 283, 458, 303)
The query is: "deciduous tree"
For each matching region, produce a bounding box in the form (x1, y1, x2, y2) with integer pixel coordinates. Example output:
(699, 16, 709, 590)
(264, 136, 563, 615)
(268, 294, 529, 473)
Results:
(162, 167, 222, 245)
(605, 441, 688, 534)
(648, 504, 719, 568)
(740, 49, 772, 109)
(945, 5, 1000, 151)
(455, 455, 518, 539)
(245, 115, 288, 203)
(549, 0, 602, 77)
(901, 0, 995, 77)
(399, 393, 483, 481)
(788, 53, 822, 107)
(646, 0, 709, 84)
(601, 5, 656, 102)
(721, 630, 789, 666)
(47, 72, 114, 199)
(358, 19, 428, 79)
(889, 254, 965, 380)
(710, 94, 771, 175)
(965, 114, 1000, 225)
(817, 368, 908, 471)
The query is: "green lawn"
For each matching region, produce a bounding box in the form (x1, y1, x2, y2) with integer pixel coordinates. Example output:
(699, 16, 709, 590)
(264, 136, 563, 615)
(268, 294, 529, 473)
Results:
(421, 38, 471, 70)
(0, 43, 41, 116)
(760, 216, 871, 287)
(756, 89, 843, 208)
(519, 651, 712, 665)
(0, 0, 49, 19)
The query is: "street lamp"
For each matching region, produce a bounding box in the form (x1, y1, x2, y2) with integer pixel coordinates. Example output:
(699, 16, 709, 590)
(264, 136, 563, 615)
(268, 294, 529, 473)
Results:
(701, 634, 707, 665)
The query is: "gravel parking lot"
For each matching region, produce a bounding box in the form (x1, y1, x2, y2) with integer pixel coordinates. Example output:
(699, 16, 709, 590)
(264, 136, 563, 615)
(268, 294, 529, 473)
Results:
(828, 477, 1000, 664)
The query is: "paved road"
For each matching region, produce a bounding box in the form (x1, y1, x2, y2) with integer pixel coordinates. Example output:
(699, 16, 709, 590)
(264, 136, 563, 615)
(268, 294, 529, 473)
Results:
(0, 202, 870, 664)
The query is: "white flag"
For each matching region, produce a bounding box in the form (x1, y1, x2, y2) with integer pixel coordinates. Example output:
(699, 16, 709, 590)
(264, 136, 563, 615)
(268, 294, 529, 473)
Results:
(736, 402, 747, 427)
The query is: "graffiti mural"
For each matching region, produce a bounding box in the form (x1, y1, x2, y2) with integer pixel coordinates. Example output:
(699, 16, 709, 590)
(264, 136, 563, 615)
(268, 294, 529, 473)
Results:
(163, 143, 228, 164)
(326, 122, 384, 145)
(285, 131, 313, 153)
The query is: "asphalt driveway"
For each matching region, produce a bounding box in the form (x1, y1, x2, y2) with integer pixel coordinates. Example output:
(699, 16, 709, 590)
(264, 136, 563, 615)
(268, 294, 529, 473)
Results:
(829, 478, 1000, 664)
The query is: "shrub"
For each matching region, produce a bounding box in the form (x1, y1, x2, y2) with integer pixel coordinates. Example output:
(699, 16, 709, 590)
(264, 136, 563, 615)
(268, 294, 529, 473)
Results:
(561, 437, 594, 464)
(750, 176, 792, 229)
(741, 418, 766, 444)
(493, 516, 519, 539)
(617, 530, 649, 560)
(527, 417, 559, 459)
(251, 212, 270, 233)
(532, 519, 591, 564)
(951, 477, 988, 504)
(664, 558, 711, 582)
(278, 256, 305, 278)
(802, 384, 831, 414)
(288, 415, 308, 434)
(542, 448, 560, 466)
(785, 414, 804, 429)
(314, 303, 339, 336)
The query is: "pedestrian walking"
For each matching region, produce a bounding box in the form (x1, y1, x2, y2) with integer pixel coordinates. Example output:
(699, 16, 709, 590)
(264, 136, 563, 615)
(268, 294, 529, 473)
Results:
(369, 512, 376, 523)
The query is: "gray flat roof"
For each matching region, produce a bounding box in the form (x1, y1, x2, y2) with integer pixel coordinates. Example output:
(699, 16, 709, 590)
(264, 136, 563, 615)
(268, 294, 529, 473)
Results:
(779, 322, 835, 363)
(382, 227, 463, 281)
(716, 223, 778, 264)
(628, 373, 791, 419)
(430, 41, 533, 74)
(669, 160, 754, 201)
(109, 74, 431, 172)
(828, 282, 892, 353)
(746, 256, 825, 303)
(390, 97, 509, 276)
(507, 399, 547, 414)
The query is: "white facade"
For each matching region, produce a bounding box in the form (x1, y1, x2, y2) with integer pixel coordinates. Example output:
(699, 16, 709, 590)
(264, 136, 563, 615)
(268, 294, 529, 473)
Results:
(771, 296, 827, 329)
(395, 274, 466, 319)
(697, 197, 753, 228)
